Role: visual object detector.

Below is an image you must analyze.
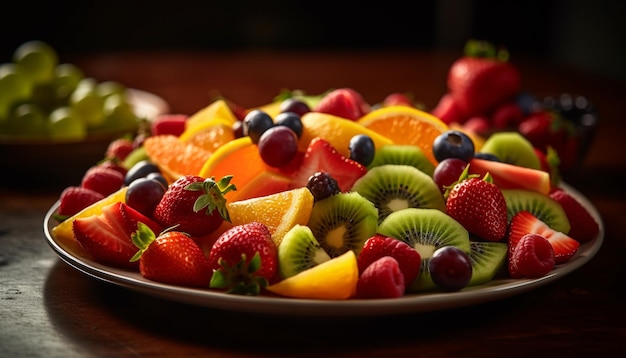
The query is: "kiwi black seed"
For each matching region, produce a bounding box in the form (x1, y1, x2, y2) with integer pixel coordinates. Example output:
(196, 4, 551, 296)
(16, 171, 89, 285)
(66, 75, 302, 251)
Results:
(367, 144, 436, 176)
(351, 164, 445, 224)
(467, 241, 508, 287)
(479, 132, 541, 170)
(502, 189, 571, 234)
(377, 207, 470, 292)
(307, 191, 378, 258)
(277, 224, 331, 279)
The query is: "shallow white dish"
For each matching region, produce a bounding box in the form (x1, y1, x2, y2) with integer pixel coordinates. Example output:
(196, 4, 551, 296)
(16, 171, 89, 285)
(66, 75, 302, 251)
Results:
(43, 183, 603, 318)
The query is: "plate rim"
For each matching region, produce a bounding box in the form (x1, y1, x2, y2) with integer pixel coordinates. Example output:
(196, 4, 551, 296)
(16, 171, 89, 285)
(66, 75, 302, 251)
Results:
(43, 182, 604, 317)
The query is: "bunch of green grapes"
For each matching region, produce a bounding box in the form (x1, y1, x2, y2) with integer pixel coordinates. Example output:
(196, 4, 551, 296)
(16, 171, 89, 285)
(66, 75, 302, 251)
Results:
(0, 41, 140, 141)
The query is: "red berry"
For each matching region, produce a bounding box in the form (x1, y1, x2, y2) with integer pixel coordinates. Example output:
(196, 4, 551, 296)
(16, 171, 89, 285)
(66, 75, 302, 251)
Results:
(81, 166, 125, 196)
(105, 138, 134, 161)
(57, 186, 105, 217)
(357, 234, 420, 290)
(356, 256, 405, 299)
(508, 233, 555, 279)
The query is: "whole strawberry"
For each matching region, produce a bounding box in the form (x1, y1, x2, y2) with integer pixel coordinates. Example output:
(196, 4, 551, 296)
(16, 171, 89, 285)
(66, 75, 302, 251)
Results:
(131, 223, 212, 287)
(445, 170, 508, 242)
(447, 40, 521, 118)
(208, 222, 278, 295)
(152, 175, 236, 237)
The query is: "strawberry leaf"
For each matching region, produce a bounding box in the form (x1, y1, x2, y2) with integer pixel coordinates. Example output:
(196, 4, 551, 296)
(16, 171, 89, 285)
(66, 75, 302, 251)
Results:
(130, 222, 157, 262)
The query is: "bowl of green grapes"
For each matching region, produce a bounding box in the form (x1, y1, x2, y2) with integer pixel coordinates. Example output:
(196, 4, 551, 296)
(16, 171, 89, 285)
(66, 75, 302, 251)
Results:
(0, 41, 168, 189)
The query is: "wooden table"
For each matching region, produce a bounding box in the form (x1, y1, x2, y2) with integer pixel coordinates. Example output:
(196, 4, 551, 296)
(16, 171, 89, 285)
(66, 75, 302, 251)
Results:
(2, 50, 625, 356)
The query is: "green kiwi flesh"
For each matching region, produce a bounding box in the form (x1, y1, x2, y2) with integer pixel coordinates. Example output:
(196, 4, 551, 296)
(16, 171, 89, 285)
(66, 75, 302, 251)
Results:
(377, 208, 470, 292)
(479, 132, 541, 170)
(467, 241, 508, 287)
(502, 189, 571, 234)
(307, 191, 378, 258)
(351, 164, 445, 224)
(367, 144, 435, 176)
(277, 224, 331, 279)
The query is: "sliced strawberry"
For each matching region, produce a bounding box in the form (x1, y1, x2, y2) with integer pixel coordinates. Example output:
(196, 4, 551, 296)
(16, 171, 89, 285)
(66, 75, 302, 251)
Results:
(150, 114, 188, 136)
(313, 88, 370, 121)
(508, 211, 580, 264)
(508, 233, 555, 279)
(468, 158, 551, 195)
(549, 188, 600, 243)
(56, 186, 105, 219)
(357, 234, 420, 290)
(356, 256, 405, 299)
(289, 137, 367, 192)
(81, 165, 125, 197)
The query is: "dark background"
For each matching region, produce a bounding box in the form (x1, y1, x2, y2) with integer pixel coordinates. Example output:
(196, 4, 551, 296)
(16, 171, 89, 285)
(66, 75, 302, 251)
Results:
(2, 0, 625, 82)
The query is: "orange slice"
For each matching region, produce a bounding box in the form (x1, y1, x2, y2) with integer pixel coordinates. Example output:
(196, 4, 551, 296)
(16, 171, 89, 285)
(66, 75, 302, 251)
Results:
(358, 106, 449, 165)
(179, 118, 235, 154)
(266, 250, 358, 299)
(143, 135, 213, 183)
(185, 99, 238, 130)
(226, 187, 314, 247)
(298, 112, 393, 157)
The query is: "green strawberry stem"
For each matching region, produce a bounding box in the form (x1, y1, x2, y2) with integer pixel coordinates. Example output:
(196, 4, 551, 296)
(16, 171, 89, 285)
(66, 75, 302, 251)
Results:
(464, 39, 510, 62)
(185, 175, 237, 222)
(443, 163, 494, 200)
(209, 252, 268, 296)
(130, 222, 157, 262)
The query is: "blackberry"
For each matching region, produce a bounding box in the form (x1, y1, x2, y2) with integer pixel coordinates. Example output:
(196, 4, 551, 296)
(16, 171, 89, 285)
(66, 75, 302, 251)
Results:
(306, 172, 340, 202)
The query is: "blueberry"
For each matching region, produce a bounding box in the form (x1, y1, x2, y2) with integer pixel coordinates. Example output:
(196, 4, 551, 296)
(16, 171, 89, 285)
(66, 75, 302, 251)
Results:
(243, 109, 274, 144)
(274, 111, 303, 138)
(432, 130, 475, 163)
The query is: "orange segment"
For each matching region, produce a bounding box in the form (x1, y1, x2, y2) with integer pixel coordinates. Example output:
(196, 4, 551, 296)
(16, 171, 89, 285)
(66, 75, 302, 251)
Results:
(266, 250, 358, 299)
(358, 106, 449, 165)
(179, 118, 235, 154)
(226, 187, 314, 247)
(185, 99, 238, 130)
(298, 112, 393, 157)
(143, 135, 213, 183)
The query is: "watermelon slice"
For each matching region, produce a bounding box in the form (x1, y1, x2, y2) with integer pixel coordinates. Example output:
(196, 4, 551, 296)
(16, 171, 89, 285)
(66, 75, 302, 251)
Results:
(468, 158, 551, 194)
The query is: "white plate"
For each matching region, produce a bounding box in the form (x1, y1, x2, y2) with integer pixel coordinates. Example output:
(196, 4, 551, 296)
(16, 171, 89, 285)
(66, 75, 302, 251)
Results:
(43, 183, 603, 317)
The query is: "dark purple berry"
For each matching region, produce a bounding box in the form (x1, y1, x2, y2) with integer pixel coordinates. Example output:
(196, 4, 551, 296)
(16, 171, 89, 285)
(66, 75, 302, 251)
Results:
(274, 111, 303, 138)
(432, 130, 475, 163)
(306, 172, 341, 202)
(349, 134, 375, 166)
(279, 98, 311, 117)
(243, 109, 274, 144)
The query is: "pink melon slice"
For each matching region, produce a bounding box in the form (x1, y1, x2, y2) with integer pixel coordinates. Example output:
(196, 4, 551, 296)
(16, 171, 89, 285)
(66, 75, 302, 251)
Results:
(468, 158, 551, 195)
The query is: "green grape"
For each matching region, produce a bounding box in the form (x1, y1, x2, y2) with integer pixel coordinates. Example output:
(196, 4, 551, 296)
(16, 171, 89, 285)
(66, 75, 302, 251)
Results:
(96, 80, 126, 99)
(53, 63, 85, 102)
(48, 106, 87, 141)
(0, 64, 33, 119)
(98, 93, 140, 133)
(5, 103, 48, 137)
(70, 78, 105, 129)
(13, 40, 58, 85)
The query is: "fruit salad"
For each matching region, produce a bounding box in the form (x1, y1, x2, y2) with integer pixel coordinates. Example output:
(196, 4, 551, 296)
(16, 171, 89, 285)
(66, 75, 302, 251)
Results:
(49, 43, 601, 301)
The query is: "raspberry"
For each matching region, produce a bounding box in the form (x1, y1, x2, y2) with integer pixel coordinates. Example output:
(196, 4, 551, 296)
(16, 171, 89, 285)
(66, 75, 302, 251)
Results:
(356, 256, 405, 299)
(105, 138, 134, 161)
(57, 186, 105, 218)
(508, 233, 555, 279)
(357, 234, 420, 290)
(305, 171, 340, 202)
(81, 166, 125, 196)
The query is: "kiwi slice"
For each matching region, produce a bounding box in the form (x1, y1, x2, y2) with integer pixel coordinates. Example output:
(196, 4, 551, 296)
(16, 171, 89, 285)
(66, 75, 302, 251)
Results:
(467, 241, 508, 287)
(351, 164, 445, 224)
(479, 132, 541, 170)
(277, 224, 331, 279)
(502, 189, 570, 234)
(307, 191, 378, 258)
(367, 144, 435, 177)
(377, 208, 470, 292)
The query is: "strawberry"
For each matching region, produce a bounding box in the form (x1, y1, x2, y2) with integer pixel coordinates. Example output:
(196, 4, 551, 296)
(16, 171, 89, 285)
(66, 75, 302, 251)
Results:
(56, 186, 105, 219)
(289, 137, 367, 192)
(447, 41, 521, 117)
(150, 114, 188, 136)
(152, 175, 236, 237)
(105, 137, 134, 162)
(207, 222, 278, 295)
(430, 93, 466, 124)
(313, 88, 370, 121)
(357, 234, 420, 290)
(445, 171, 508, 242)
(131, 224, 212, 287)
(81, 165, 125, 196)
(73, 202, 163, 269)
(382, 92, 414, 108)
(549, 188, 600, 243)
(508, 211, 580, 264)
(490, 101, 524, 129)
(356, 256, 405, 299)
(508, 233, 555, 279)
